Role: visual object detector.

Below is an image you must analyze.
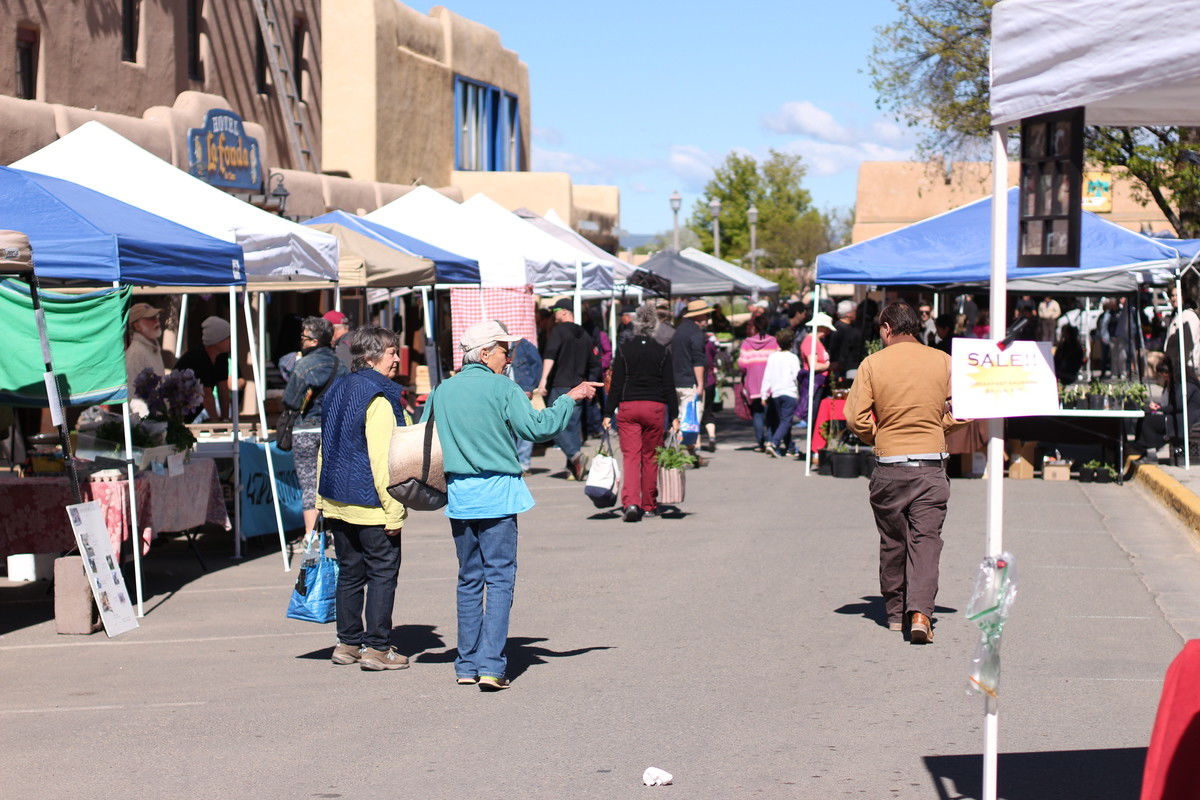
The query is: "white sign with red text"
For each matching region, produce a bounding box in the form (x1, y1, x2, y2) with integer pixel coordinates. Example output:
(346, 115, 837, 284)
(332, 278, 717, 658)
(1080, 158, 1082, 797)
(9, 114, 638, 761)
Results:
(951, 339, 1058, 419)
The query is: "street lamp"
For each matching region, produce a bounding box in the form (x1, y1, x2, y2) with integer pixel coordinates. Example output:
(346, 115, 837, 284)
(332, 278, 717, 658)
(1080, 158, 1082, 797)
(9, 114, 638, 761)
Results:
(709, 197, 722, 259)
(669, 190, 682, 251)
(269, 173, 290, 216)
(747, 204, 759, 272)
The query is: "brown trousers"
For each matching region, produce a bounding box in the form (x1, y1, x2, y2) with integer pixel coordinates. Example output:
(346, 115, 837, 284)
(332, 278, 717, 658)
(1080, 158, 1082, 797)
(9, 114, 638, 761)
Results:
(868, 463, 950, 621)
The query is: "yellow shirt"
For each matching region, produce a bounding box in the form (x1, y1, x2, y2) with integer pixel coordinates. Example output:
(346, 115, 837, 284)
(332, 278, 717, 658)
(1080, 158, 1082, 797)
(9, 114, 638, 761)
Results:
(317, 395, 407, 529)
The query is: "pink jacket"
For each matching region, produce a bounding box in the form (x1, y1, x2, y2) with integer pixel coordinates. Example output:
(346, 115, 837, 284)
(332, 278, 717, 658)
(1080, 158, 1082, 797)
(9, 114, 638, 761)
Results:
(737, 334, 780, 399)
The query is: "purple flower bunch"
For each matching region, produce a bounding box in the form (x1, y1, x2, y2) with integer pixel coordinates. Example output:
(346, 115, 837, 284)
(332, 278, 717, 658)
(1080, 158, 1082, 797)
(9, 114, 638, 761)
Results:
(133, 367, 205, 422)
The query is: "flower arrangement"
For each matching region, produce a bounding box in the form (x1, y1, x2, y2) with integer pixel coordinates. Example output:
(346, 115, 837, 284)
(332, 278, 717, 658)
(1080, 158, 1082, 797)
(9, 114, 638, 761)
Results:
(132, 368, 205, 452)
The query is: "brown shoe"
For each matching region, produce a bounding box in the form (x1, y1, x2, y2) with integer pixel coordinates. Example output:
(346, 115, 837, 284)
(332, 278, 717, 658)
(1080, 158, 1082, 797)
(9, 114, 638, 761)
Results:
(359, 646, 410, 671)
(909, 612, 933, 644)
(331, 643, 362, 665)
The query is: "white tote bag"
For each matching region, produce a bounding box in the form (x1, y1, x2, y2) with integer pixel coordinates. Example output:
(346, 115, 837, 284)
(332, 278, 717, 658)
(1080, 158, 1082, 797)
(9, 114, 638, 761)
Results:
(584, 432, 621, 508)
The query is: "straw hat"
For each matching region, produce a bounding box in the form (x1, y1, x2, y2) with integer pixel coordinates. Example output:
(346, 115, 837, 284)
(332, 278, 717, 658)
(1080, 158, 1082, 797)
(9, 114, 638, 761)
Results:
(809, 312, 835, 331)
(682, 299, 714, 318)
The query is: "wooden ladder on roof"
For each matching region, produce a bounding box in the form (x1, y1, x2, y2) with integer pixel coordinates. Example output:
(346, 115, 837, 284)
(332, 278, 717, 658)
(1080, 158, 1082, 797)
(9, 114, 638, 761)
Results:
(250, 0, 317, 173)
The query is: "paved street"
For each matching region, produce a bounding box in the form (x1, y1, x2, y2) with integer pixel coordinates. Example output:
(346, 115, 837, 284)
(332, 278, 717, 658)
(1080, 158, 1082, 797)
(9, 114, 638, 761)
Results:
(2, 422, 1198, 799)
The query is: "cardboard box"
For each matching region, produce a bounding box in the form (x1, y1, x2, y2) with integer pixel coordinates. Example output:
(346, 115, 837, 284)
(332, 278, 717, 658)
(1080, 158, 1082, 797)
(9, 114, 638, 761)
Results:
(1008, 456, 1034, 480)
(1043, 463, 1071, 481)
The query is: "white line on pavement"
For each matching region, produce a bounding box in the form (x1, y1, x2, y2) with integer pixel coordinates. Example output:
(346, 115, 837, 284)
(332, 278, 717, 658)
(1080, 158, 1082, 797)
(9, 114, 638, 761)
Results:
(0, 701, 207, 715)
(0, 630, 329, 651)
(1069, 615, 1151, 619)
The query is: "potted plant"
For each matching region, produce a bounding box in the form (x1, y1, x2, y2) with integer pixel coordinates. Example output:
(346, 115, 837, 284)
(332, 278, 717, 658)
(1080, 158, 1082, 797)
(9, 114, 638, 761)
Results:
(1124, 382, 1149, 410)
(829, 442, 861, 478)
(1079, 459, 1103, 482)
(1094, 463, 1118, 483)
(857, 445, 876, 478)
(1087, 379, 1106, 410)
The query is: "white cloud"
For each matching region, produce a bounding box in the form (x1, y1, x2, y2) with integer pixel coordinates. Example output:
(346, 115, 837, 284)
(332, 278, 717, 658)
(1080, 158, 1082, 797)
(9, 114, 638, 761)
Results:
(532, 146, 602, 174)
(532, 126, 564, 146)
(763, 101, 854, 143)
(782, 139, 912, 176)
(667, 144, 719, 189)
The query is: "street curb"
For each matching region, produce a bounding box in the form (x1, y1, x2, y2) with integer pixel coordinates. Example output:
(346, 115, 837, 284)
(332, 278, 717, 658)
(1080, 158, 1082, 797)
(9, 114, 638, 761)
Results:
(1134, 464, 1200, 535)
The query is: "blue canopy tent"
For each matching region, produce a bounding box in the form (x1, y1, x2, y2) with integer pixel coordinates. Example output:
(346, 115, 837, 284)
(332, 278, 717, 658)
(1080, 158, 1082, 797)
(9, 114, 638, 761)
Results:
(0, 166, 245, 286)
(305, 210, 480, 284)
(816, 187, 1181, 286)
(0, 167, 267, 615)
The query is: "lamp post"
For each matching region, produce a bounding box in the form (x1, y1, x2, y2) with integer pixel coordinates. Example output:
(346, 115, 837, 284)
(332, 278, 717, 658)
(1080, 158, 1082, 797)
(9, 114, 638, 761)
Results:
(670, 191, 682, 251)
(748, 204, 759, 272)
(709, 197, 722, 259)
(269, 173, 290, 217)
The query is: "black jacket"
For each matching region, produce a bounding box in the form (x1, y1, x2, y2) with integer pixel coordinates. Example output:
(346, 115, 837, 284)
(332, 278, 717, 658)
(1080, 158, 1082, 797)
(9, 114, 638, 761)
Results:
(605, 336, 679, 421)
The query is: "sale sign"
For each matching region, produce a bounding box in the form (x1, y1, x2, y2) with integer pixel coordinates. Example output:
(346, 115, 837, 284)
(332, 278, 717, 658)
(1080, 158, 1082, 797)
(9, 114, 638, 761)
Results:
(951, 339, 1058, 419)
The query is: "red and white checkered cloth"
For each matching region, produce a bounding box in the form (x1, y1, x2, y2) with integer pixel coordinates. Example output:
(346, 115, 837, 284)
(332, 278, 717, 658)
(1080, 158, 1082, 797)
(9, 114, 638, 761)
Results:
(449, 287, 537, 369)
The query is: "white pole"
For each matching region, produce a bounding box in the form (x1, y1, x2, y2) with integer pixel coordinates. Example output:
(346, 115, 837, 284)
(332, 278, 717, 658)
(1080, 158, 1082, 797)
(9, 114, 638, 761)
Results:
(257, 292, 267, 380)
(244, 293, 290, 570)
(230, 287, 242, 559)
(120, 401, 144, 617)
(804, 283, 820, 476)
(608, 289, 618, 347)
(1178, 279, 1190, 469)
(1084, 296, 1092, 382)
(982, 124, 1009, 800)
(933, 292, 940, 319)
(334, 282, 342, 313)
(574, 258, 584, 321)
(174, 293, 189, 359)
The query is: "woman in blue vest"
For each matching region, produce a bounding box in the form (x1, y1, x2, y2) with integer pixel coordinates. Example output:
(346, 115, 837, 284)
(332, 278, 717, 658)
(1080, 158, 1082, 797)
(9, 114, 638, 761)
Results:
(317, 327, 410, 672)
(425, 320, 600, 690)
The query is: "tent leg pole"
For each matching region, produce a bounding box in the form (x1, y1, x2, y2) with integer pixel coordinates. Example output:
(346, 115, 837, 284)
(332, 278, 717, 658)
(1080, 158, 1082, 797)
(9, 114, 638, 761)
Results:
(121, 402, 145, 618)
(230, 287, 242, 560)
(244, 293, 290, 570)
(1179, 279, 1190, 470)
(804, 283, 820, 476)
(574, 258, 583, 321)
(334, 282, 342, 313)
(174, 293, 189, 360)
(257, 293, 267, 381)
(982, 124, 1009, 800)
(1084, 297, 1092, 382)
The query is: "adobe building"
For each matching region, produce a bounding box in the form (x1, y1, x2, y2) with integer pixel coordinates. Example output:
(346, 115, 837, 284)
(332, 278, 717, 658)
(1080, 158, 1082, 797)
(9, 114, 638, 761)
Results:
(853, 161, 1171, 244)
(0, 1, 618, 246)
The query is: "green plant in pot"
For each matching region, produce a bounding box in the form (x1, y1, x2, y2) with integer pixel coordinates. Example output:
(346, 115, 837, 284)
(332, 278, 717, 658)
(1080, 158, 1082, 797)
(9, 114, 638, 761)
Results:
(1078, 459, 1104, 482)
(1124, 382, 1149, 410)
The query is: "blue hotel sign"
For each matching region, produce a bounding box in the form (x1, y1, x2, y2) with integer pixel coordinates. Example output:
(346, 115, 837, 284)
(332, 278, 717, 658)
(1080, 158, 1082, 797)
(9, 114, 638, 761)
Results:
(187, 109, 263, 191)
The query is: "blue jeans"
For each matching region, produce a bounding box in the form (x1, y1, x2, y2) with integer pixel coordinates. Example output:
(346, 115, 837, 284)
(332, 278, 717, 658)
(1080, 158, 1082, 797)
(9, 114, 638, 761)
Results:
(547, 387, 582, 459)
(514, 437, 533, 470)
(450, 515, 519, 679)
(768, 395, 798, 450)
(328, 519, 402, 651)
(750, 398, 767, 446)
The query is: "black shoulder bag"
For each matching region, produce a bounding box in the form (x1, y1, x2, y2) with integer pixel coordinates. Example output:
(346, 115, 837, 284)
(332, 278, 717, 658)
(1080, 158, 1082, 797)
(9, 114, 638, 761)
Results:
(277, 363, 340, 451)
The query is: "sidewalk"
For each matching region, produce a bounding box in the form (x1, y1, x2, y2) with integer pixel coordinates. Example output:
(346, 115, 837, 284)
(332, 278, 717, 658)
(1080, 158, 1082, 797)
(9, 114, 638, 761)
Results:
(1135, 461, 1200, 537)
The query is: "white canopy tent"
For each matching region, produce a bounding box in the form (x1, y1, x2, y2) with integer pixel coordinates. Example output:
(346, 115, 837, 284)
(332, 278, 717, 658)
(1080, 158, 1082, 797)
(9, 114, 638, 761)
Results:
(365, 186, 527, 287)
(983, 3, 1200, 798)
(680, 247, 779, 295)
(13, 122, 339, 282)
(461, 193, 613, 294)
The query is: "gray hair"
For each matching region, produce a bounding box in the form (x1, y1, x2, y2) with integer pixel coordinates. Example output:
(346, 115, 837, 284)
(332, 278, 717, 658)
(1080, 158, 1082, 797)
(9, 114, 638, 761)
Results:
(350, 326, 399, 371)
(302, 316, 333, 348)
(633, 301, 658, 336)
(461, 344, 488, 365)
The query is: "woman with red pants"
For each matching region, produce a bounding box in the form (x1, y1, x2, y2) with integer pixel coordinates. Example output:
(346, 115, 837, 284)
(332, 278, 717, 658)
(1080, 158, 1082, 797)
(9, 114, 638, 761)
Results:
(603, 302, 680, 522)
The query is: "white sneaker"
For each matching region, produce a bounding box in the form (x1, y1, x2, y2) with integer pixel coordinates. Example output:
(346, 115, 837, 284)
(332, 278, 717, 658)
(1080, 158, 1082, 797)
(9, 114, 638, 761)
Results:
(764, 444, 778, 458)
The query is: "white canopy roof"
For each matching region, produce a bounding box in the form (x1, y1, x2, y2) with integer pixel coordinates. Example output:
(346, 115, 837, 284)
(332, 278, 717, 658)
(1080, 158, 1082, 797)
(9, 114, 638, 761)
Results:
(461, 194, 612, 291)
(991, 0, 1200, 126)
(13, 122, 339, 282)
(680, 247, 779, 294)
(365, 186, 527, 287)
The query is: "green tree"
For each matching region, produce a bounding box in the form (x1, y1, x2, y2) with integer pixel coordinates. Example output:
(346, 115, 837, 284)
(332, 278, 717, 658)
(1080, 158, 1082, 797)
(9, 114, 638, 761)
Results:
(686, 149, 848, 294)
(867, 0, 1200, 236)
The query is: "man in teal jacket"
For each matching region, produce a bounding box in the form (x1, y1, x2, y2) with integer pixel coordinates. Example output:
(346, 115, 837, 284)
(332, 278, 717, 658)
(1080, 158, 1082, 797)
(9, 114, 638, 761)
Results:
(424, 320, 600, 690)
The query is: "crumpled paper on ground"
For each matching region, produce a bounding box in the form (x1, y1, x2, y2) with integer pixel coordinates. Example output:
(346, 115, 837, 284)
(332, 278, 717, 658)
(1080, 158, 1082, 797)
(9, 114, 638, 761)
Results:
(642, 767, 673, 786)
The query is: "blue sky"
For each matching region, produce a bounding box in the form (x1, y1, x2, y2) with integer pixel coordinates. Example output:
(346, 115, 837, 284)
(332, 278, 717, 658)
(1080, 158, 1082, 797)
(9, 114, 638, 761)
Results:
(430, 1, 913, 236)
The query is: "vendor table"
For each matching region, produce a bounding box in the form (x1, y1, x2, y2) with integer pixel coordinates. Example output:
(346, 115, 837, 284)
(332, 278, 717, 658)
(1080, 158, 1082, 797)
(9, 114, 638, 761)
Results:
(0, 457, 229, 558)
(811, 396, 848, 451)
(1005, 409, 1144, 485)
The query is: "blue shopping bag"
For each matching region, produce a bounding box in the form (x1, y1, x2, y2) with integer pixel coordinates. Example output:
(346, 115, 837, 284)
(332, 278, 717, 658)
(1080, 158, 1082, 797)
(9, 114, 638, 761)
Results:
(680, 393, 701, 445)
(286, 532, 338, 624)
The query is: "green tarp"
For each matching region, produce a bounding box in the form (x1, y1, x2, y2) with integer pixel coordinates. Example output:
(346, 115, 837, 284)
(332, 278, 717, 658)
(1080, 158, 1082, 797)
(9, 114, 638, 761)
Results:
(0, 279, 130, 407)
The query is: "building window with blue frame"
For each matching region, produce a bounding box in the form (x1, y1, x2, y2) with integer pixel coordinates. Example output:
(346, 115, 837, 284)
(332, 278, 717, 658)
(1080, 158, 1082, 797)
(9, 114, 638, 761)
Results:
(455, 76, 523, 172)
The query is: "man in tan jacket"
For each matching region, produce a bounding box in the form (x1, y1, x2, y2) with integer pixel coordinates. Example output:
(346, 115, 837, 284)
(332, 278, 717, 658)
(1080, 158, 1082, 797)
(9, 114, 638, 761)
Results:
(844, 302, 962, 644)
